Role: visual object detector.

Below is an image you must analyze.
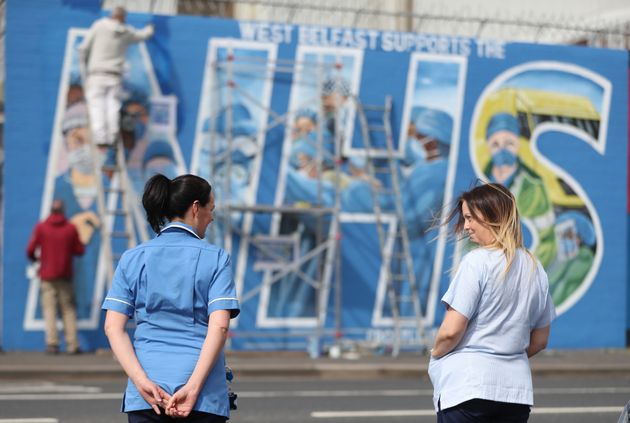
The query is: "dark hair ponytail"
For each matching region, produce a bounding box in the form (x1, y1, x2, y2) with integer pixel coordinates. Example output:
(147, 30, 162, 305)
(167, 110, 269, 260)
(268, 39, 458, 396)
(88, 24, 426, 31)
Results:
(142, 173, 212, 234)
(142, 174, 171, 234)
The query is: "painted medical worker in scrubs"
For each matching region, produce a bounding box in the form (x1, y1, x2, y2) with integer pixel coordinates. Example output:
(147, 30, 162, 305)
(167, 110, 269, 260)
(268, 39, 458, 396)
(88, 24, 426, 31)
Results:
(548, 210, 595, 305)
(400, 107, 452, 315)
(198, 103, 259, 206)
(102, 174, 239, 422)
(54, 101, 101, 321)
(483, 112, 556, 268)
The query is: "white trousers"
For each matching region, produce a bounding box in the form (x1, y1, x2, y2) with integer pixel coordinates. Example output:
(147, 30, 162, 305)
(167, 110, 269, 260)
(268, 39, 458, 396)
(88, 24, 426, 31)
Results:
(85, 74, 123, 146)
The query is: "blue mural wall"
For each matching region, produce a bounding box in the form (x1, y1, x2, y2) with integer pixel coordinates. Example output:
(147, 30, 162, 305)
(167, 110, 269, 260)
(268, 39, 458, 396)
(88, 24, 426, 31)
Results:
(3, 0, 628, 350)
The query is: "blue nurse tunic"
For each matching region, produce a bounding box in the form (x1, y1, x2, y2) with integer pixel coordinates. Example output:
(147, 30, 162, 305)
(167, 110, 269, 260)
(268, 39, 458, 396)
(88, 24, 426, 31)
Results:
(102, 222, 240, 417)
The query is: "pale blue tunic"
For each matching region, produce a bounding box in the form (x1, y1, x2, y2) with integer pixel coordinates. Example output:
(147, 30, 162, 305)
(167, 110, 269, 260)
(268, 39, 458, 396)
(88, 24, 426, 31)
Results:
(102, 222, 240, 417)
(429, 247, 556, 411)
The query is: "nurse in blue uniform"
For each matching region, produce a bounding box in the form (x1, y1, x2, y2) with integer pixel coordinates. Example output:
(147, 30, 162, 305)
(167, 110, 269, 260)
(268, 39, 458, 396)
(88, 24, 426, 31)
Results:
(102, 173, 240, 422)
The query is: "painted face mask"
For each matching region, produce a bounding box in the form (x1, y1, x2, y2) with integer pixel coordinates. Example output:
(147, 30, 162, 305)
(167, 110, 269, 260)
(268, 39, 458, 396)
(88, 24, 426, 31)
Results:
(404, 137, 427, 164)
(492, 148, 517, 167)
(68, 144, 94, 174)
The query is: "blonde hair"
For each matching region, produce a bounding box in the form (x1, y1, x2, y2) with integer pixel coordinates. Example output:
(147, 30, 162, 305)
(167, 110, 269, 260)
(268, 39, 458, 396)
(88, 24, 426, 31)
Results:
(445, 182, 536, 275)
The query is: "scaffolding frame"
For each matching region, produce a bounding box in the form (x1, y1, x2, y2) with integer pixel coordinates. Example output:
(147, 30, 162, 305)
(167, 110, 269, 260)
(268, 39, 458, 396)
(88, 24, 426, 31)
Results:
(203, 44, 429, 356)
(204, 49, 345, 355)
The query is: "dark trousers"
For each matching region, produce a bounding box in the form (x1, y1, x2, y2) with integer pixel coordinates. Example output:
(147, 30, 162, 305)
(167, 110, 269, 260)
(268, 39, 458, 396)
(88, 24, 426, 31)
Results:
(128, 409, 228, 423)
(437, 399, 530, 423)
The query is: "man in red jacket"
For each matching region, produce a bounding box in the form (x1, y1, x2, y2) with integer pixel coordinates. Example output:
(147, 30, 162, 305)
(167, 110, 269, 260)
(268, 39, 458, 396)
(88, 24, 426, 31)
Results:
(27, 200, 85, 354)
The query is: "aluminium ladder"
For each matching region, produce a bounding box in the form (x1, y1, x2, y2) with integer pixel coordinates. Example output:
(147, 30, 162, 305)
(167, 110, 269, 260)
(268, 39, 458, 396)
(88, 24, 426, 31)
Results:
(87, 137, 138, 287)
(354, 95, 425, 356)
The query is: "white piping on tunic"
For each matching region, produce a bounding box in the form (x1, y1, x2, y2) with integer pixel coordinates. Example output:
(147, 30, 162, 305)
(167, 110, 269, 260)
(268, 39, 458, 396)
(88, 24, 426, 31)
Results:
(208, 297, 238, 306)
(161, 223, 202, 239)
(105, 297, 134, 308)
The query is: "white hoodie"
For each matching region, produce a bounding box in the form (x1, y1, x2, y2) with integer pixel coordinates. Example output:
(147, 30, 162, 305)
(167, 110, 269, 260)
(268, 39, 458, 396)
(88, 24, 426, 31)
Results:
(78, 17, 154, 76)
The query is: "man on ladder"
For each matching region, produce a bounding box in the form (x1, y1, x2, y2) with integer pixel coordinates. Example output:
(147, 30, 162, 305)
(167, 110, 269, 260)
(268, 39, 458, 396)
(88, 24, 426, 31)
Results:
(78, 6, 154, 283)
(78, 6, 154, 156)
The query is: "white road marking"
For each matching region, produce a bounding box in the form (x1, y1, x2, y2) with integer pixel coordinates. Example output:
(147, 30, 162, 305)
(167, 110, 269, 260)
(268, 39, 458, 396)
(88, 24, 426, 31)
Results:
(311, 406, 624, 419)
(0, 386, 628, 401)
(312, 410, 434, 418)
(532, 406, 624, 414)
(239, 389, 430, 398)
(0, 419, 59, 423)
(0, 393, 121, 401)
(225, 386, 630, 398)
(0, 384, 101, 394)
(536, 387, 630, 394)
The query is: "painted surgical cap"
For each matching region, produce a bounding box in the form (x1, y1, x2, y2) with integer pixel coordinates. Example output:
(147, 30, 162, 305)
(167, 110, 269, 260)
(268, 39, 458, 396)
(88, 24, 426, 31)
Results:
(62, 101, 89, 134)
(213, 103, 257, 137)
(122, 87, 150, 111)
(348, 155, 367, 170)
(486, 112, 519, 139)
(295, 108, 318, 123)
(412, 107, 453, 145)
(143, 140, 175, 166)
(322, 77, 351, 97)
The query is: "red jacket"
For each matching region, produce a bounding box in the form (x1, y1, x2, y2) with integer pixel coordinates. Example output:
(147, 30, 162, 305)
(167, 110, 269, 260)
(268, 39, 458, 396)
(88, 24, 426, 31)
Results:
(26, 213, 85, 280)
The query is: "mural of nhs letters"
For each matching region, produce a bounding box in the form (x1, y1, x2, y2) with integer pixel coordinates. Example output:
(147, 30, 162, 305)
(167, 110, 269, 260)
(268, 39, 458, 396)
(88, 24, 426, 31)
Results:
(190, 39, 276, 324)
(470, 63, 610, 314)
(24, 28, 186, 336)
(372, 54, 467, 331)
(6, 2, 627, 350)
(259, 46, 363, 327)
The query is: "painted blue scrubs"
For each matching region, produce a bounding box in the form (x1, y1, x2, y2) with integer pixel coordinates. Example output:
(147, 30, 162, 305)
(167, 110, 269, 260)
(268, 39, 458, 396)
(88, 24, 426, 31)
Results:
(102, 222, 240, 417)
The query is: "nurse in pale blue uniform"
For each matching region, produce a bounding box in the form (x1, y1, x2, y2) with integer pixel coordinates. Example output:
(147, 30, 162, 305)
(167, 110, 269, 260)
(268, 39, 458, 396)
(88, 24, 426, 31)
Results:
(102, 174, 239, 422)
(429, 183, 555, 423)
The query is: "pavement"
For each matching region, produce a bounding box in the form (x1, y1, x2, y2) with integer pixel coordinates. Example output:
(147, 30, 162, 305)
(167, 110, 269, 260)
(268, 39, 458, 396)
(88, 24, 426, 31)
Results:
(1, 348, 630, 380)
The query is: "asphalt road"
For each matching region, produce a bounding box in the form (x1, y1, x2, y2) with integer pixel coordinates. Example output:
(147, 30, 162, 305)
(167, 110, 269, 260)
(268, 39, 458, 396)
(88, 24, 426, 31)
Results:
(0, 374, 628, 422)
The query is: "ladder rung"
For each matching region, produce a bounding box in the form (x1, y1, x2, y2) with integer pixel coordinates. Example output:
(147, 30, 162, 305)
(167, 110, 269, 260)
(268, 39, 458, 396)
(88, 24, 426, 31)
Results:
(101, 165, 121, 172)
(111, 231, 131, 238)
(362, 105, 386, 111)
(390, 274, 408, 281)
(105, 188, 125, 194)
(397, 296, 415, 303)
(107, 209, 128, 216)
(385, 252, 408, 260)
(368, 125, 386, 132)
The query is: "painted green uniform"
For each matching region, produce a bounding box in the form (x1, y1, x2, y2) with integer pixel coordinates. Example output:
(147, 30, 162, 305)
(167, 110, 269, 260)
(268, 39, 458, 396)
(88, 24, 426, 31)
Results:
(485, 160, 556, 267)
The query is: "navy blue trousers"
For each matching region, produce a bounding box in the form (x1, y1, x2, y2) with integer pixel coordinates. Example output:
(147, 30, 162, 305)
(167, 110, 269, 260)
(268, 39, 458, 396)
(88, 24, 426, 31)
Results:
(127, 409, 228, 423)
(437, 399, 530, 423)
